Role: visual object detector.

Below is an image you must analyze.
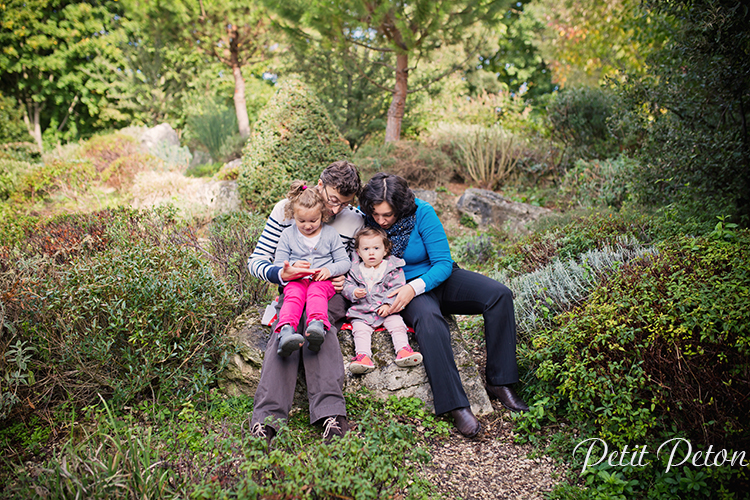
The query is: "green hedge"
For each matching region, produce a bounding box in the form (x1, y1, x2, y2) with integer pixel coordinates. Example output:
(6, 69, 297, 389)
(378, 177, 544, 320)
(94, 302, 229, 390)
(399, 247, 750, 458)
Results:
(238, 77, 351, 211)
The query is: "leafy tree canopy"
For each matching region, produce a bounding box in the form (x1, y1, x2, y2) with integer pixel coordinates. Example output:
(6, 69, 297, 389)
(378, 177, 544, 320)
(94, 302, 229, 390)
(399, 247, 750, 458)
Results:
(0, 0, 129, 149)
(525, 0, 672, 87)
(267, 0, 511, 142)
(123, 0, 275, 137)
(469, 0, 555, 100)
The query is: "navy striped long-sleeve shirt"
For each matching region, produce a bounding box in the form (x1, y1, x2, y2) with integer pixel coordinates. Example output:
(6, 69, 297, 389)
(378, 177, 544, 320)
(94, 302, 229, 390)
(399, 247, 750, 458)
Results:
(248, 198, 364, 285)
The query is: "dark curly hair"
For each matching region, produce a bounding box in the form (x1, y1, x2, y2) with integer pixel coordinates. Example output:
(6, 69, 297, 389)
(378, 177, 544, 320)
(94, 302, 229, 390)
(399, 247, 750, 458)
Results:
(320, 160, 362, 198)
(359, 172, 417, 219)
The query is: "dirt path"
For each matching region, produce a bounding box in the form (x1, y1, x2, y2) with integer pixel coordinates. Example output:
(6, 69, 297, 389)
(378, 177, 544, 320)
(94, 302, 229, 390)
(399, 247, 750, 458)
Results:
(420, 400, 567, 499)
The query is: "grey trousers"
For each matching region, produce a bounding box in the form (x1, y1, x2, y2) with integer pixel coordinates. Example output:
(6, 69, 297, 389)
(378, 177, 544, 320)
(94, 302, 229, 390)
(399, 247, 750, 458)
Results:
(250, 292, 348, 429)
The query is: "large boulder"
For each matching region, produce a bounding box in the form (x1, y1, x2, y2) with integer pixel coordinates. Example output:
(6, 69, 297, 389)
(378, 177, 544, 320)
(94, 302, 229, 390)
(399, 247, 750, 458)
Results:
(141, 123, 180, 151)
(138, 123, 192, 168)
(219, 307, 273, 398)
(194, 180, 241, 213)
(412, 188, 438, 207)
(220, 308, 494, 416)
(457, 188, 551, 234)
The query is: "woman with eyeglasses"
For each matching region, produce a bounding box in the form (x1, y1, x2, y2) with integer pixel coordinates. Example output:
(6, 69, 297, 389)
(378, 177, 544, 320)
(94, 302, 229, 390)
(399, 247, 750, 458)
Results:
(247, 160, 364, 444)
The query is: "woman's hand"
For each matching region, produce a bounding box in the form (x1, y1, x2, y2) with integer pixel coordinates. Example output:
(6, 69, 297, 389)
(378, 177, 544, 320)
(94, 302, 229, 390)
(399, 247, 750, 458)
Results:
(354, 288, 367, 299)
(387, 284, 416, 313)
(280, 261, 317, 282)
(331, 274, 346, 292)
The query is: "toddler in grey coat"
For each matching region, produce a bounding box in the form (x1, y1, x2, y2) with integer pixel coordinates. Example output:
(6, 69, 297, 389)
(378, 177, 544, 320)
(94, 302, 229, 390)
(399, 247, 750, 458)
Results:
(342, 227, 422, 374)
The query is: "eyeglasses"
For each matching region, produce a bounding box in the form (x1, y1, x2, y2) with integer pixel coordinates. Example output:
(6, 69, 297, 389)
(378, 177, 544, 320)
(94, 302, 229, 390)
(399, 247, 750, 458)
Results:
(322, 185, 351, 208)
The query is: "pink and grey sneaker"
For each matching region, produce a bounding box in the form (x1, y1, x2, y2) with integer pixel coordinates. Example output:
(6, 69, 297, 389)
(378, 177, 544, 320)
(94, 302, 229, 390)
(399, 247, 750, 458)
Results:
(395, 345, 423, 367)
(350, 353, 376, 374)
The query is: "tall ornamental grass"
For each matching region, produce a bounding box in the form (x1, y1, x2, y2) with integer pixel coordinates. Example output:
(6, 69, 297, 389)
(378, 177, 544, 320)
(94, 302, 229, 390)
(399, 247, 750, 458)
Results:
(430, 122, 520, 189)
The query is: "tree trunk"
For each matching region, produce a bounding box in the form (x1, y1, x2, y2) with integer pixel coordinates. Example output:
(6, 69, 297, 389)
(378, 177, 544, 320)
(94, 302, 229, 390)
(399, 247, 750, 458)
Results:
(233, 64, 251, 138)
(385, 53, 409, 143)
(229, 26, 251, 138)
(24, 100, 43, 152)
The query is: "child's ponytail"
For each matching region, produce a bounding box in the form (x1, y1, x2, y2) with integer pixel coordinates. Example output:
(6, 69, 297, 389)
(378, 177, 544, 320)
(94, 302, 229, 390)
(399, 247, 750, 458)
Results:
(284, 180, 329, 221)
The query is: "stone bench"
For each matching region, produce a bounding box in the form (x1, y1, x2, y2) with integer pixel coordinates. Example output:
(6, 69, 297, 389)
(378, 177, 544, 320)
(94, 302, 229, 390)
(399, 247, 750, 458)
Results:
(220, 307, 493, 416)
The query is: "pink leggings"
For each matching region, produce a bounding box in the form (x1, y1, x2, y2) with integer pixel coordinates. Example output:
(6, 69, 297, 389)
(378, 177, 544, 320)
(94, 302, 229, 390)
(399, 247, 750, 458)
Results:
(352, 315, 409, 358)
(276, 279, 335, 333)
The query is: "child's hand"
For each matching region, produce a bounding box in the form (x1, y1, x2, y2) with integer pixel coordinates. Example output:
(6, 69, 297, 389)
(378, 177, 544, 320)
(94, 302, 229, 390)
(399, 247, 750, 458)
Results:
(280, 261, 317, 281)
(314, 267, 332, 281)
(354, 288, 367, 299)
(377, 304, 391, 317)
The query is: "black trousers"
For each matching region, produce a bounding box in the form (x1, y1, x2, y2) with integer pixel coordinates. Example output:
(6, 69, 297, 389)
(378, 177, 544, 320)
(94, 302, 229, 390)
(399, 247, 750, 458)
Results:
(401, 266, 519, 415)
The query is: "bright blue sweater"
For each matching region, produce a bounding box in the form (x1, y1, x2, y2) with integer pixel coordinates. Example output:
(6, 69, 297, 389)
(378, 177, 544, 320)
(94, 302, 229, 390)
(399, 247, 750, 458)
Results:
(402, 198, 454, 292)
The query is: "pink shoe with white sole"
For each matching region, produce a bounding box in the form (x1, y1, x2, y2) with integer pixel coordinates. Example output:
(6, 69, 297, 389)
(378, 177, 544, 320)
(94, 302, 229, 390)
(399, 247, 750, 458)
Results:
(394, 345, 423, 367)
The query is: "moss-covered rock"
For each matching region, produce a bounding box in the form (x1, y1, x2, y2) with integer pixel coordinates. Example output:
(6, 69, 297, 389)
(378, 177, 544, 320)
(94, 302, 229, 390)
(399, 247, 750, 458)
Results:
(237, 77, 351, 211)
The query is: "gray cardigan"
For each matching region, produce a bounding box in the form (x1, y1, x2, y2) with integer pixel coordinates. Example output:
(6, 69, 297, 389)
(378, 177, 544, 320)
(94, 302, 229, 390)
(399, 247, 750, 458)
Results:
(273, 223, 351, 277)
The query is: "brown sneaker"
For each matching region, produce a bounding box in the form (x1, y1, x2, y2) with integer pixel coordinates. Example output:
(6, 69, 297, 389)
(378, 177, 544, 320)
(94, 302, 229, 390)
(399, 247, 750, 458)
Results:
(322, 415, 349, 443)
(249, 421, 276, 448)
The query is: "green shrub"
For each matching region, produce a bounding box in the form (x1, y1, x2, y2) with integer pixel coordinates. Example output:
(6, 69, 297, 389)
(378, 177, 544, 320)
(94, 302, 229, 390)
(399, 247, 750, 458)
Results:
(1, 208, 236, 418)
(499, 211, 658, 275)
(625, 115, 745, 229)
(100, 152, 160, 189)
(4, 209, 132, 266)
(184, 161, 224, 178)
(0, 158, 31, 201)
(171, 211, 273, 311)
(354, 140, 455, 188)
(237, 77, 351, 211)
(561, 156, 639, 209)
(12, 159, 96, 203)
(459, 213, 478, 229)
(79, 132, 141, 173)
(0, 142, 40, 163)
(547, 86, 620, 168)
(0, 204, 37, 250)
(27, 243, 232, 405)
(511, 135, 563, 188)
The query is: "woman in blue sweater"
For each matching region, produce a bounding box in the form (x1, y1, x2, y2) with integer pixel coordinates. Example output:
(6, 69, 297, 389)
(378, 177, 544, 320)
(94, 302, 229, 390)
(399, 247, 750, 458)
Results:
(359, 173, 528, 438)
